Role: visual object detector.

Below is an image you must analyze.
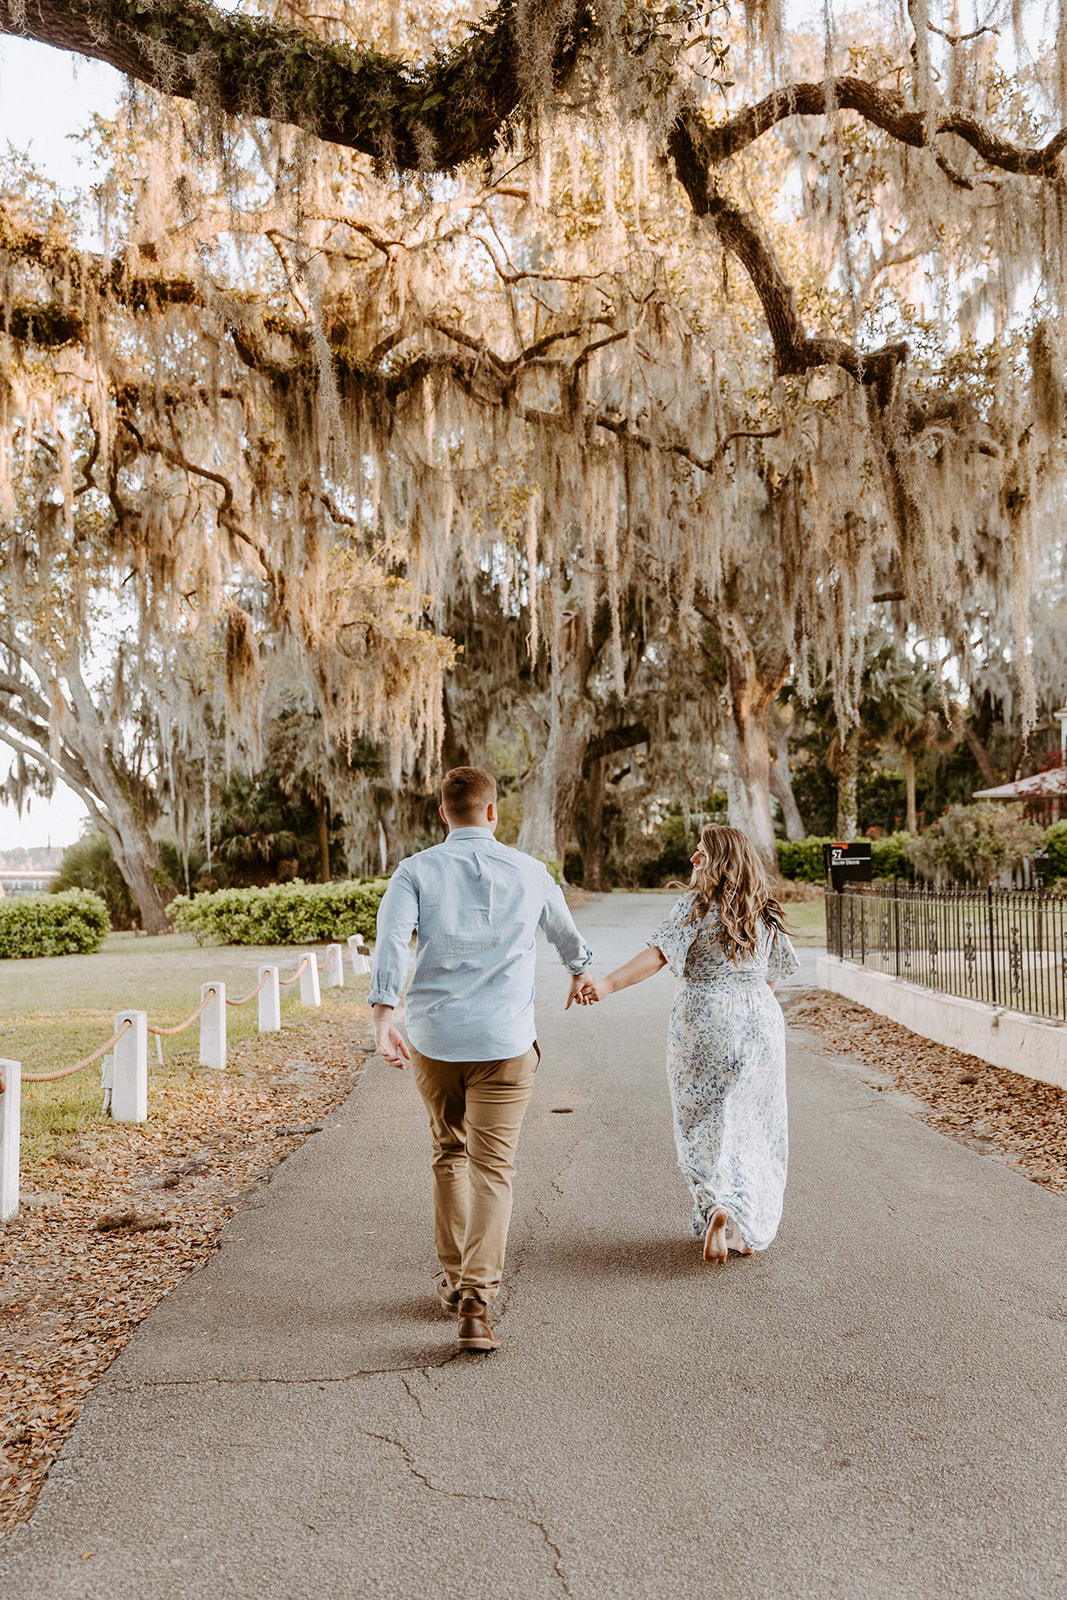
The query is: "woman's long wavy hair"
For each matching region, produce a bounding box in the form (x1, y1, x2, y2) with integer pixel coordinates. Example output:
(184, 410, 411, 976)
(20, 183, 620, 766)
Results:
(683, 824, 788, 963)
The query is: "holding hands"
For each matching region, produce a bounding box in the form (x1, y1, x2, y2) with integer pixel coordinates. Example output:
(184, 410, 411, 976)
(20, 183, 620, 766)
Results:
(564, 973, 611, 1008)
(564, 944, 667, 1010)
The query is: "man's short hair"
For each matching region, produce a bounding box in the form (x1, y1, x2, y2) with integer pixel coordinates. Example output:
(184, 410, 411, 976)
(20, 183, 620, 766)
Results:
(441, 766, 497, 822)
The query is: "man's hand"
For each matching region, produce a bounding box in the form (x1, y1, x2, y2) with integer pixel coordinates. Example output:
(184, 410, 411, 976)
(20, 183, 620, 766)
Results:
(373, 1004, 411, 1069)
(566, 973, 592, 1010)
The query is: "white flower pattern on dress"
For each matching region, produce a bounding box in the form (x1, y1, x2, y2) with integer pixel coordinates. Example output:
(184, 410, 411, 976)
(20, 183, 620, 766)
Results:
(648, 892, 799, 1251)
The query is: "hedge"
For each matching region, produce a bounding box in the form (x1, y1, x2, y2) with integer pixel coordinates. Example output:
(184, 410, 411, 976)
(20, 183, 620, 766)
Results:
(0, 890, 110, 958)
(168, 877, 390, 945)
(776, 833, 916, 883)
(1045, 820, 1067, 883)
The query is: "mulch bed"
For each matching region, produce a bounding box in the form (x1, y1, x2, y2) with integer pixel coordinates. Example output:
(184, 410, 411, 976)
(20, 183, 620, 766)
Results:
(0, 1011, 372, 1539)
(785, 991, 1067, 1195)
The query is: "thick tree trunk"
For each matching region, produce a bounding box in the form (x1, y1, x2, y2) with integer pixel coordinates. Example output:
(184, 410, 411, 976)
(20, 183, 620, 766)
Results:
(517, 707, 594, 869)
(60, 665, 173, 932)
(723, 714, 779, 874)
(767, 703, 806, 841)
(714, 600, 788, 877)
(316, 797, 331, 882)
(577, 756, 608, 891)
(517, 617, 597, 871)
(89, 775, 171, 933)
(834, 728, 861, 839)
(904, 748, 918, 834)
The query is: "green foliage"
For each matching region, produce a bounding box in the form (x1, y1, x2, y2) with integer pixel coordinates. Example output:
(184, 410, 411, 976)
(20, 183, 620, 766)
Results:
(54, 830, 138, 930)
(0, 890, 110, 958)
(168, 878, 389, 945)
(208, 769, 335, 887)
(870, 832, 915, 879)
(775, 837, 829, 883)
(1044, 820, 1067, 883)
(907, 804, 1046, 887)
(776, 833, 916, 882)
(537, 858, 563, 884)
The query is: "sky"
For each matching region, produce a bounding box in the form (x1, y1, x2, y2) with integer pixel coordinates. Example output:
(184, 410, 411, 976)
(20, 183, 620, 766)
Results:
(0, 40, 122, 849)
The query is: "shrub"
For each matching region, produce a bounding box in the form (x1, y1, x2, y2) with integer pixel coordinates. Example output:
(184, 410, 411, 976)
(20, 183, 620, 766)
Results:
(907, 803, 1045, 887)
(1045, 820, 1067, 883)
(54, 830, 139, 930)
(871, 832, 915, 879)
(168, 877, 389, 945)
(777, 833, 916, 883)
(0, 890, 110, 958)
(775, 838, 829, 883)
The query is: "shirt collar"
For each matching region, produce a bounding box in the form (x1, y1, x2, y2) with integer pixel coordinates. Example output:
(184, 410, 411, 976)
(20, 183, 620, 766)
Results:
(445, 826, 497, 842)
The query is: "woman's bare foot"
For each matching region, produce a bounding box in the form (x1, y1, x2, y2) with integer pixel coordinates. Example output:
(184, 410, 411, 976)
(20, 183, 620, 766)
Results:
(702, 1207, 729, 1264)
(726, 1223, 752, 1257)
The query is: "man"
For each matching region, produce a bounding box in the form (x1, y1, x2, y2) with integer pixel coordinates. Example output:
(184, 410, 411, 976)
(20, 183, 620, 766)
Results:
(369, 766, 592, 1353)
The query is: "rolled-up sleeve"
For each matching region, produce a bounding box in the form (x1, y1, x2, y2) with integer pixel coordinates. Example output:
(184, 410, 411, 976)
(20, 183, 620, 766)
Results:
(367, 865, 419, 1007)
(538, 880, 593, 973)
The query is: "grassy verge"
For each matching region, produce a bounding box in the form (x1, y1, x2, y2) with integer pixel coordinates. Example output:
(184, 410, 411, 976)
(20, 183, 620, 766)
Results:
(0, 933, 346, 1170)
(781, 899, 826, 946)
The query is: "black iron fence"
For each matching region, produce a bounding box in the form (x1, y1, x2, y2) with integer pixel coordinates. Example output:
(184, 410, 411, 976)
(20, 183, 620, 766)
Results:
(827, 883, 1067, 1024)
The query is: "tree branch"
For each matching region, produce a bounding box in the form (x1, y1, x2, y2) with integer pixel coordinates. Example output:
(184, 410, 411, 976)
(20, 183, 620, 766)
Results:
(702, 76, 1067, 179)
(668, 107, 909, 396)
(0, 0, 586, 171)
(582, 721, 650, 773)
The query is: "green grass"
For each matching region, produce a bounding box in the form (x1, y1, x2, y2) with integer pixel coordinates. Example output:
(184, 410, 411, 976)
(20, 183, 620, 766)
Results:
(0, 933, 363, 1166)
(782, 900, 827, 946)
(612, 888, 826, 945)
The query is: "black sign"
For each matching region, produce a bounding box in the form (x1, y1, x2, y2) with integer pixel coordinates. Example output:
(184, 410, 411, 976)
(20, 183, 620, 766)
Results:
(823, 841, 873, 892)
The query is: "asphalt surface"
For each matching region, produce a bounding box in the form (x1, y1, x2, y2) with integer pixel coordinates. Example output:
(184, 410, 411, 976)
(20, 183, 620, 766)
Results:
(4, 893, 1066, 1600)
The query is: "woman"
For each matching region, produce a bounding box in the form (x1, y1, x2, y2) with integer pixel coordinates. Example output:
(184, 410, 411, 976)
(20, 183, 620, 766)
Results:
(578, 825, 799, 1263)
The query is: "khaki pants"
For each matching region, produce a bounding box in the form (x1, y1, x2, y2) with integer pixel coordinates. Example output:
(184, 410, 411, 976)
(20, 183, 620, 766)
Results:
(411, 1043, 540, 1305)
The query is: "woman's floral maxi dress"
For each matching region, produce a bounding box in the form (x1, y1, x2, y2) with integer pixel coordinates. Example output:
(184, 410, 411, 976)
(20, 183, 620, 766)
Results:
(648, 892, 799, 1251)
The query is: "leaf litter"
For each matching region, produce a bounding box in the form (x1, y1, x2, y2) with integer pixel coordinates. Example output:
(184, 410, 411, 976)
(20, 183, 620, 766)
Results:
(786, 992, 1067, 1194)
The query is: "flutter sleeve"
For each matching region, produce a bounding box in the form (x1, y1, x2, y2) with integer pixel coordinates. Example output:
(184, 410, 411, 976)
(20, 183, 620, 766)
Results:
(647, 892, 702, 977)
(767, 927, 800, 983)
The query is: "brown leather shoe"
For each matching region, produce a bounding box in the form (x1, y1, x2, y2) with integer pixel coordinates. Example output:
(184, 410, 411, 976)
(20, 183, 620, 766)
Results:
(436, 1277, 461, 1312)
(457, 1295, 499, 1352)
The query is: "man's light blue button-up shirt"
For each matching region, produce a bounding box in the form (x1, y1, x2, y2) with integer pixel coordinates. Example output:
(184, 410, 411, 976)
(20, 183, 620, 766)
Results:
(368, 827, 593, 1062)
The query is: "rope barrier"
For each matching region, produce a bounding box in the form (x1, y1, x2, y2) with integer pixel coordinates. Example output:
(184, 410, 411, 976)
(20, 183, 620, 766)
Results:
(277, 956, 309, 988)
(22, 1019, 133, 1083)
(225, 971, 271, 1007)
(146, 988, 216, 1037)
(21, 943, 333, 1087)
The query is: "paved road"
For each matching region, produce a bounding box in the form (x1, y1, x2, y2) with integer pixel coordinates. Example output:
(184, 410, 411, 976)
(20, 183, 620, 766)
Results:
(4, 895, 1066, 1600)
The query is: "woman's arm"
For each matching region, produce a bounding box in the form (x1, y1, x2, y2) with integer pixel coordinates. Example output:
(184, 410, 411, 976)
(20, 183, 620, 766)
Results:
(580, 944, 667, 1002)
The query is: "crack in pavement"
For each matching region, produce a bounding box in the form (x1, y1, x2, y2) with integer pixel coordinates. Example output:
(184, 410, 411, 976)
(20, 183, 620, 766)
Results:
(400, 1374, 427, 1417)
(107, 1357, 463, 1394)
(362, 1428, 572, 1598)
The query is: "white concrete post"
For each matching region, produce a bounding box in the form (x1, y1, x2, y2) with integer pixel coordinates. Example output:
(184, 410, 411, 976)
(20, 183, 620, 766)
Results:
(0, 1059, 21, 1222)
(323, 943, 345, 988)
(297, 953, 321, 1007)
(258, 965, 281, 1033)
(112, 1011, 148, 1122)
(199, 983, 227, 1071)
(348, 934, 372, 977)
